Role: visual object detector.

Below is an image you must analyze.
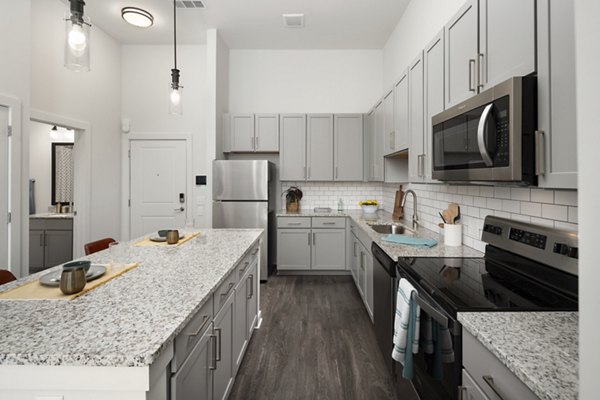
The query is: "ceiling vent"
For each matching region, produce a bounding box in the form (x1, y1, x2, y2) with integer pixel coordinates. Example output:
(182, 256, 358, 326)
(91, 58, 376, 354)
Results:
(174, 1, 205, 9)
(283, 13, 305, 28)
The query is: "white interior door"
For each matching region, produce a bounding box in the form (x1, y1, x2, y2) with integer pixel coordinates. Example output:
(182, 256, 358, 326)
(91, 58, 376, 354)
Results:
(130, 140, 187, 238)
(0, 106, 8, 268)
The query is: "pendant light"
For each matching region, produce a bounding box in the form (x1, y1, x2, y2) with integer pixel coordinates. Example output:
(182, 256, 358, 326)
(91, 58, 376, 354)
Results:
(169, 0, 183, 115)
(64, 0, 91, 72)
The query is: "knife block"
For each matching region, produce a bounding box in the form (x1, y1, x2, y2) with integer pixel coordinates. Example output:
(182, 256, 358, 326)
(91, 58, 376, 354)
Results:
(392, 186, 404, 221)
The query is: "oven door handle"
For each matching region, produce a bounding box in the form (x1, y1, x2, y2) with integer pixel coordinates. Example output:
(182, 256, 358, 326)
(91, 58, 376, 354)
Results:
(477, 103, 494, 167)
(412, 292, 449, 329)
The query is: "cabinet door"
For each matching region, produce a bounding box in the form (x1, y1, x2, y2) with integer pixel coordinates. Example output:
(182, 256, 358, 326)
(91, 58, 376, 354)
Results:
(213, 292, 235, 400)
(351, 236, 359, 285)
(365, 249, 374, 322)
(170, 326, 213, 400)
(394, 70, 409, 153)
(371, 102, 384, 182)
(445, 0, 478, 108)
(29, 229, 45, 273)
(306, 114, 334, 181)
(44, 230, 73, 268)
(246, 261, 259, 338)
(277, 229, 311, 270)
(312, 229, 345, 271)
(334, 114, 364, 181)
(409, 52, 425, 183)
(479, 0, 535, 90)
(382, 91, 395, 156)
(233, 278, 248, 375)
(255, 114, 279, 152)
(461, 369, 491, 400)
(536, 0, 577, 189)
(279, 114, 307, 181)
(424, 31, 445, 183)
(230, 114, 256, 152)
(357, 248, 367, 298)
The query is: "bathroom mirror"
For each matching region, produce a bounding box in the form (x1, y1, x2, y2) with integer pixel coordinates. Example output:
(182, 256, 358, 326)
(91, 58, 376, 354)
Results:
(51, 143, 74, 205)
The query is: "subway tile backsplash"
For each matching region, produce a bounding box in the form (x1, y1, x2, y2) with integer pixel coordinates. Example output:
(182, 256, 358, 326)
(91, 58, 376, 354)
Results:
(281, 181, 578, 254)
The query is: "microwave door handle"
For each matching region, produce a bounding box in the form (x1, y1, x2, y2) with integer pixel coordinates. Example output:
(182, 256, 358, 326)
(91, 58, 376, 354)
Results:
(477, 103, 494, 167)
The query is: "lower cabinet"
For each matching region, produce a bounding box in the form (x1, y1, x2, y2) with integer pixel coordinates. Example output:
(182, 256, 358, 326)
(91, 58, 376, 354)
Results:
(171, 325, 214, 400)
(312, 229, 346, 270)
(29, 218, 73, 274)
(350, 223, 374, 322)
(277, 228, 311, 270)
(233, 258, 259, 374)
(213, 292, 235, 400)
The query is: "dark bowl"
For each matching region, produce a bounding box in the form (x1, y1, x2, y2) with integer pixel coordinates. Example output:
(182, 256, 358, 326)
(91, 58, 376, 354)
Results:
(157, 230, 168, 237)
(63, 260, 92, 273)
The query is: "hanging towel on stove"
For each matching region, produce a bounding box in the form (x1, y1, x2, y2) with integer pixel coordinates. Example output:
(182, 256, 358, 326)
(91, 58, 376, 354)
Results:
(392, 278, 421, 379)
(421, 314, 455, 380)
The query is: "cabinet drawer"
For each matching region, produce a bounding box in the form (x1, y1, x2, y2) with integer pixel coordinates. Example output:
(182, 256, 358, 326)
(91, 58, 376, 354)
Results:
(277, 217, 311, 228)
(312, 217, 346, 228)
(29, 218, 73, 231)
(237, 246, 259, 280)
(463, 329, 539, 400)
(461, 369, 490, 400)
(172, 296, 214, 372)
(214, 271, 238, 314)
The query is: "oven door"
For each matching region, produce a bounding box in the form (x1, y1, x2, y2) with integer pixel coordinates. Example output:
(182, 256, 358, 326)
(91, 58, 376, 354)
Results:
(395, 265, 463, 400)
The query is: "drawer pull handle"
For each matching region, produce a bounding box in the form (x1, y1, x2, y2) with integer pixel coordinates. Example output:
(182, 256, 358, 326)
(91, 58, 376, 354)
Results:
(215, 327, 222, 362)
(247, 274, 254, 300)
(322, 222, 336, 225)
(240, 261, 250, 273)
(482, 375, 506, 400)
(209, 334, 217, 370)
(252, 248, 259, 255)
(187, 315, 210, 337)
(221, 282, 234, 299)
(288, 222, 302, 226)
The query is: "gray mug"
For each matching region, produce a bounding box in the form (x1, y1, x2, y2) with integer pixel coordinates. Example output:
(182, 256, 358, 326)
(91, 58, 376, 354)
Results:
(60, 268, 86, 295)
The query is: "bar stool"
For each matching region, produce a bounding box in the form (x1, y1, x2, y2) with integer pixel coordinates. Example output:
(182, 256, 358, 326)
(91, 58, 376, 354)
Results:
(0, 269, 17, 285)
(84, 238, 116, 256)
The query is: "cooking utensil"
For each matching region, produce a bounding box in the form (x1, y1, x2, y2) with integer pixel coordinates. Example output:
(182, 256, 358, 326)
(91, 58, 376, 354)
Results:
(439, 212, 447, 224)
(448, 203, 461, 223)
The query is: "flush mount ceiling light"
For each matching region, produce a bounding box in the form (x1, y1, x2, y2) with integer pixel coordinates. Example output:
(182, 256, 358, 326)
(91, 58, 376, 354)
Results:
(64, 0, 91, 72)
(283, 13, 305, 28)
(121, 7, 154, 28)
(169, 0, 183, 115)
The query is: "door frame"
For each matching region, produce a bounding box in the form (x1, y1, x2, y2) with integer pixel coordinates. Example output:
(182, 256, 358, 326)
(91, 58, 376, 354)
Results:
(0, 94, 22, 276)
(30, 109, 92, 261)
(121, 133, 193, 241)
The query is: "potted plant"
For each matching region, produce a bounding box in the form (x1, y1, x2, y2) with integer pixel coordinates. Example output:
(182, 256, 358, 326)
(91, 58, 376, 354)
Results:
(283, 186, 303, 212)
(359, 199, 379, 214)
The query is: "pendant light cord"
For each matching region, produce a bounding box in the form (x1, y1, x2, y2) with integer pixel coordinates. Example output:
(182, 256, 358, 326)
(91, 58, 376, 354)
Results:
(173, 0, 177, 69)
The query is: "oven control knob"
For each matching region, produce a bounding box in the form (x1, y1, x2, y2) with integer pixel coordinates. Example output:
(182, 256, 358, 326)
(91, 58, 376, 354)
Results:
(553, 242, 570, 255)
(568, 247, 579, 259)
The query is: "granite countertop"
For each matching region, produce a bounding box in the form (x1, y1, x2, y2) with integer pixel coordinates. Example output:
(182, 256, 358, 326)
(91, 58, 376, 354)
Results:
(0, 229, 263, 367)
(30, 213, 74, 219)
(458, 312, 578, 400)
(277, 209, 484, 259)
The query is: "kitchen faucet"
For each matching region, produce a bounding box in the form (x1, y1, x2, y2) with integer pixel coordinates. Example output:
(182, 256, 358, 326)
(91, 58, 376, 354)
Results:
(400, 189, 419, 230)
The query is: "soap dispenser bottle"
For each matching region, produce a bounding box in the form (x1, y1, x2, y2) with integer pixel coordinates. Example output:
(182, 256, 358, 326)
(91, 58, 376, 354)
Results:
(337, 198, 344, 213)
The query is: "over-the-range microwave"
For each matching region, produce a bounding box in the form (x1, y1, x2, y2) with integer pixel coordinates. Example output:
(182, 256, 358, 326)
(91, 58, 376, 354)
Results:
(431, 76, 537, 184)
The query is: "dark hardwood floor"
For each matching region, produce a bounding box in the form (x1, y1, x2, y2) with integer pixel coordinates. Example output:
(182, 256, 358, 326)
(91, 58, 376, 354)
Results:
(229, 275, 398, 400)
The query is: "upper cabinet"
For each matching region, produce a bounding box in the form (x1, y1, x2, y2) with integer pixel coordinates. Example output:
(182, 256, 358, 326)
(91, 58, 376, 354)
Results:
(445, 0, 536, 108)
(306, 114, 334, 181)
(536, 0, 577, 189)
(408, 52, 425, 183)
(382, 90, 396, 156)
(279, 114, 307, 181)
(228, 114, 280, 153)
(369, 102, 384, 182)
(334, 114, 364, 181)
(393, 70, 409, 153)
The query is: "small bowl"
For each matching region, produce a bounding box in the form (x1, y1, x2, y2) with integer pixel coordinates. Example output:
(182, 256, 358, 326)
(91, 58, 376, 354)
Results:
(63, 260, 92, 273)
(157, 230, 168, 238)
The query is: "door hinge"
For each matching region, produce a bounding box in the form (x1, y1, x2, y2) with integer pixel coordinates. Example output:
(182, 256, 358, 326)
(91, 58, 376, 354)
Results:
(7, 125, 12, 137)
(128, 149, 131, 158)
(128, 199, 131, 207)
(7, 212, 11, 223)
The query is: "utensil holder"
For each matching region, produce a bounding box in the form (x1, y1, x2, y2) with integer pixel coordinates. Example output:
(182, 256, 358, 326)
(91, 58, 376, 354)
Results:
(443, 224, 462, 247)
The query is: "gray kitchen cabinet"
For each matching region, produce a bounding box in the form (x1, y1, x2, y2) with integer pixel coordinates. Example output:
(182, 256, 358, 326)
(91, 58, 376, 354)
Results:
(394, 70, 409, 154)
(408, 52, 425, 183)
(369, 101, 384, 182)
(334, 114, 364, 181)
(170, 324, 213, 400)
(230, 114, 255, 152)
(277, 228, 311, 270)
(479, 0, 536, 90)
(213, 290, 235, 400)
(255, 114, 279, 152)
(307, 114, 334, 181)
(536, 0, 577, 189)
(423, 30, 445, 183)
(351, 235, 359, 286)
(312, 229, 346, 271)
(279, 114, 307, 181)
(29, 218, 73, 274)
(445, 0, 478, 108)
(246, 261, 259, 338)
(350, 223, 374, 322)
(365, 246, 374, 320)
(461, 369, 491, 400)
(382, 90, 396, 156)
(233, 276, 248, 375)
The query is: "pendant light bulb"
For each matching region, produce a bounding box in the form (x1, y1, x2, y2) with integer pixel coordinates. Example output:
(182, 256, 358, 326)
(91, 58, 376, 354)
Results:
(68, 23, 87, 55)
(64, 0, 91, 72)
(170, 88, 181, 105)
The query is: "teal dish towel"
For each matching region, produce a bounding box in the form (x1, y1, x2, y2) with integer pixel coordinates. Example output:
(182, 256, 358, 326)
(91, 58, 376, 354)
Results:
(382, 234, 438, 248)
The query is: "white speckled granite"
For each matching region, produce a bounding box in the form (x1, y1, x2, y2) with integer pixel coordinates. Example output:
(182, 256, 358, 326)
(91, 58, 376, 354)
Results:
(0, 229, 262, 367)
(277, 209, 483, 259)
(30, 213, 74, 219)
(459, 312, 578, 400)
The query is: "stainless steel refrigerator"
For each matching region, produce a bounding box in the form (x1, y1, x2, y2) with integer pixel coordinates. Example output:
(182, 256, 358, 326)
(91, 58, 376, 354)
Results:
(212, 160, 276, 281)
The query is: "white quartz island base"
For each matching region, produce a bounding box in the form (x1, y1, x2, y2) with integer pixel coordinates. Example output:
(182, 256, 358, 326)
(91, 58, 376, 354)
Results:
(0, 229, 263, 400)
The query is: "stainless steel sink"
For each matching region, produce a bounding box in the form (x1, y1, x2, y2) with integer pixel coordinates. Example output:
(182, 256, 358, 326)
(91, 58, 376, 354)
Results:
(369, 224, 408, 235)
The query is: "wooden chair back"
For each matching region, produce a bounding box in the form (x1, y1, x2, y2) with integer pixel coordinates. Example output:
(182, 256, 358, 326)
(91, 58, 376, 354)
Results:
(84, 238, 117, 256)
(0, 269, 17, 285)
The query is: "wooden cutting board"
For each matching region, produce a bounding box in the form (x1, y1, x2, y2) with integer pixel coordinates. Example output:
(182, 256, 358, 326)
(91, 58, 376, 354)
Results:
(392, 185, 404, 221)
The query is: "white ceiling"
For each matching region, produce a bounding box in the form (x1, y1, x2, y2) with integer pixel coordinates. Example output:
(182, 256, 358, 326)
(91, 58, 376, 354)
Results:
(85, 0, 410, 49)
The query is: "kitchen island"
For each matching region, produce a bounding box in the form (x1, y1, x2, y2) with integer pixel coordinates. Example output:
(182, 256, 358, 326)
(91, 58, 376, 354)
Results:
(0, 229, 263, 400)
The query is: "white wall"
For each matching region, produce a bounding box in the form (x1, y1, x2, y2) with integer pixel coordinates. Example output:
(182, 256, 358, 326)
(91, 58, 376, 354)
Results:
(382, 0, 464, 89)
(31, 0, 121, 243)
(574, 0, 600, 398)
(121, 44, 208, 230)
(229, 50, 383, 113)
(29, 121, 73, 213)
